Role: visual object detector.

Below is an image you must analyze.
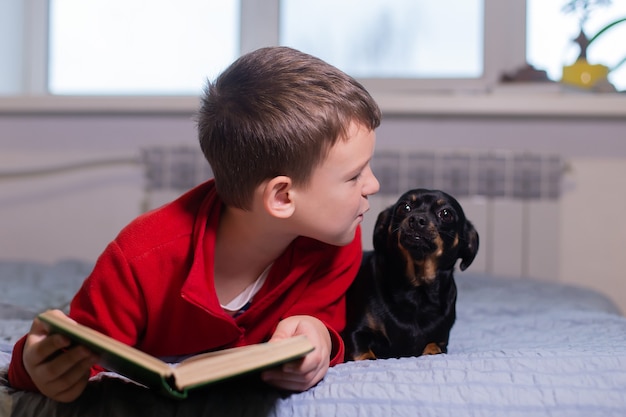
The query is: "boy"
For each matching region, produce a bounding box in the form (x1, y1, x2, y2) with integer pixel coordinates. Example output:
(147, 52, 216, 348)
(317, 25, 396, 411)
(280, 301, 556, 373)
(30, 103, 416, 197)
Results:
(8, 46, 381, 403)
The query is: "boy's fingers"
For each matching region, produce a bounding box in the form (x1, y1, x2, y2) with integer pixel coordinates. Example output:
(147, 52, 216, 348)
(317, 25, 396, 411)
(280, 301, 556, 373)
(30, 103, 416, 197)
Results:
(24, 333, 72, 367)
(42, 353, 95, 403)
(43, 345, 95, 378)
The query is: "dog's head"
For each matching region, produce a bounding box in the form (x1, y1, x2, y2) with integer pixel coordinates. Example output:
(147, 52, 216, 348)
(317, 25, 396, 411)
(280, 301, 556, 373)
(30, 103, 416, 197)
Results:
(373, 189, 479, 284)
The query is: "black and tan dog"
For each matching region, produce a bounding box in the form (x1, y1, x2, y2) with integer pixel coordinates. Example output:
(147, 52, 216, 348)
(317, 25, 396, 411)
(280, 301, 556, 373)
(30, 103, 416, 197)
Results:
(343, 189, 479, 361)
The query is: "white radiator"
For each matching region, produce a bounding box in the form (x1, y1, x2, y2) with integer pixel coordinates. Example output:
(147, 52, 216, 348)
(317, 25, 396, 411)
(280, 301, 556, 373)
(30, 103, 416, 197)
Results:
(142, 147, 565, 282)
(365, 150, 564, 281)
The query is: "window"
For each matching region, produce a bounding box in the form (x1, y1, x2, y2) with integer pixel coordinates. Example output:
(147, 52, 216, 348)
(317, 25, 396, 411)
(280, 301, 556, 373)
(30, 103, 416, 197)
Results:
(280, 0, 483, 79)
(1, 0, 624, 97)
(48, 0, 239, 95)
(3, 0, 497, 96)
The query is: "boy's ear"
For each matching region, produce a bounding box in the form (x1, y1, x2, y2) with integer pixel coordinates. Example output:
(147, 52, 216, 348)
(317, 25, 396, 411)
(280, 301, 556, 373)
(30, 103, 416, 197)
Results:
(263, 176, 295, 218)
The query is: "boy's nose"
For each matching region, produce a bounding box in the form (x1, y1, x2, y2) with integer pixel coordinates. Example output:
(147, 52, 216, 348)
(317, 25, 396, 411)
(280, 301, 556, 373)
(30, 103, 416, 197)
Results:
(364, 169, 380, 196)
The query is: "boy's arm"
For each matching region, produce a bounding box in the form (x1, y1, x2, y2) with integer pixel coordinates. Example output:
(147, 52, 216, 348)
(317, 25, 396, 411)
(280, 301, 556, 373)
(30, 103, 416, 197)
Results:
(68, 241, 145, 345)
(8, 240, 146, 398)
(259, 228, 363, 392)
(282, 226, 363, 366)
(7, 241, 138, 397)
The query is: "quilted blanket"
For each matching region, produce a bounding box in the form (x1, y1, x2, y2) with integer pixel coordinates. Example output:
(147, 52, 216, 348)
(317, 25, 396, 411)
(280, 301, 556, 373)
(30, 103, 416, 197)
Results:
(1, 260, 625, 417)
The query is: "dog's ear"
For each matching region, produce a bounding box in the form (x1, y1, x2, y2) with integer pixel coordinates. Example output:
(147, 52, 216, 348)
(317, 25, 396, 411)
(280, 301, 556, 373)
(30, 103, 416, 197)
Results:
(372, 206, 393, 252)
(459, 220, 479, 271)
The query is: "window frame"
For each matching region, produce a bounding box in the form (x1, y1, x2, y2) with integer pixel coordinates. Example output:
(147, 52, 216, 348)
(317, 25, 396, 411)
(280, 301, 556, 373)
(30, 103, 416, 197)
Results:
(11, 0, 526, 96)
(242, 0, 526, 94)
(1, 0, 624, 118)
(0, 0, 49, 95)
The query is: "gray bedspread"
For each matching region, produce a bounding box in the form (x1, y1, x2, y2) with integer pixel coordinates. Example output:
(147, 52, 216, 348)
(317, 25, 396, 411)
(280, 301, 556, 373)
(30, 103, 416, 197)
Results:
(1, 260, 625, 417)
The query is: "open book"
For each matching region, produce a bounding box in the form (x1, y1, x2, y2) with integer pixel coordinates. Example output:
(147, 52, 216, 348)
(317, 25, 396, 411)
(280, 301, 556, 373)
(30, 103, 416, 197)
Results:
(38, 310, 314, 399)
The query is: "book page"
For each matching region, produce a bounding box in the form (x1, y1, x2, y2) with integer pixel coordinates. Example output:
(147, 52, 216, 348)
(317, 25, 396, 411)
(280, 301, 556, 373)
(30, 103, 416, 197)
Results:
(172, 336, 314, 390)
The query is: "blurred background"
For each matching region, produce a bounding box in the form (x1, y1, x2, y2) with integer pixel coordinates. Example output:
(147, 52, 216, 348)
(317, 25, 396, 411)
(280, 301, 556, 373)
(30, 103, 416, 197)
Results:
(1, 0, 625, 312)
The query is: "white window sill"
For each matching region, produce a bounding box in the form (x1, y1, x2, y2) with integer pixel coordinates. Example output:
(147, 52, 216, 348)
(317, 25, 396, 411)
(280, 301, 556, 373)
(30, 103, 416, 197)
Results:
(0, 93, 625, 118)
(0, 96, 201, 115)
(374, 92, 626, 118)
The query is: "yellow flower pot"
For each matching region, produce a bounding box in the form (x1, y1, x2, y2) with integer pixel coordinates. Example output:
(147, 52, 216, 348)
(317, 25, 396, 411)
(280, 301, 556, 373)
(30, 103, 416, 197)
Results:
(561, 59, 610, 89)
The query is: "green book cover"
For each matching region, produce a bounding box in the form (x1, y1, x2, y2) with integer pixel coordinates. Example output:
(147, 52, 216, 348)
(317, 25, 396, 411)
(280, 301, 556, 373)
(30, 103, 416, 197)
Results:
(38, 310, 314, 399)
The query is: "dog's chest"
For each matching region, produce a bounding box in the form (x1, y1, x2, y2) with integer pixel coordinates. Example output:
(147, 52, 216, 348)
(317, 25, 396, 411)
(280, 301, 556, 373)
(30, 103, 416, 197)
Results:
(386, 283, 450, 320)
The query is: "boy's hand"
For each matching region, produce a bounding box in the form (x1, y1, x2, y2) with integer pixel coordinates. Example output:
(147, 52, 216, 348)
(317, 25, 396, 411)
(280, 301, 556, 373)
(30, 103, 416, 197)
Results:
(23, 310, 97, 403)
(261, 315, 331, 392)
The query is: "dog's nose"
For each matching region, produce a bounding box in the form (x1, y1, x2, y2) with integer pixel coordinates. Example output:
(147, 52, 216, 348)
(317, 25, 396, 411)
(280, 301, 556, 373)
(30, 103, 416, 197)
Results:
(409, 215, 428, 230)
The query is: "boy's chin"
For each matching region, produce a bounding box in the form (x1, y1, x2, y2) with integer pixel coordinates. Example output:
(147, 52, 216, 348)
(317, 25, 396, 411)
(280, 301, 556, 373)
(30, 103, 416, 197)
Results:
(316, 229, 358, 247)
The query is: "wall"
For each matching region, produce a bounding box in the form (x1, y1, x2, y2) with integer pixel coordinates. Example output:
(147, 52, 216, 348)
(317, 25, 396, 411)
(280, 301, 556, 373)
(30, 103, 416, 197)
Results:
(373, 114, 626, 314)
(1, 103, 625, 313)
(0, 114, 197, 261)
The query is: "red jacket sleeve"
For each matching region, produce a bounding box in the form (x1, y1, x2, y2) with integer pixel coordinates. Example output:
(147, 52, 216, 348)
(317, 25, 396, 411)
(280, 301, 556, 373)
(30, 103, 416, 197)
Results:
(7, 336, 38, 392)
(6, 242, 138, 393)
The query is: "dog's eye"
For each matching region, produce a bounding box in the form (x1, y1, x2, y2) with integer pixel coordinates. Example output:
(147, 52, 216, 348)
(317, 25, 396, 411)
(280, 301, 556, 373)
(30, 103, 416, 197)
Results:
(396, 203, 411, 215)
(438, 209, 455, 223)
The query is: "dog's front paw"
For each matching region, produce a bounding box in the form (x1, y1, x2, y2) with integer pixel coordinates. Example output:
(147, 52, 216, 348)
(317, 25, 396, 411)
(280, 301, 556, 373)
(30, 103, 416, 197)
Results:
(422, 342, 443, 355)
(353, 349, 377, 361)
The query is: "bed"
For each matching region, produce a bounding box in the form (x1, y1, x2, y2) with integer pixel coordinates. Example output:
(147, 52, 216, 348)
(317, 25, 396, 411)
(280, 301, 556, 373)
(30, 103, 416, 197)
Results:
(2, 259, 626, 417)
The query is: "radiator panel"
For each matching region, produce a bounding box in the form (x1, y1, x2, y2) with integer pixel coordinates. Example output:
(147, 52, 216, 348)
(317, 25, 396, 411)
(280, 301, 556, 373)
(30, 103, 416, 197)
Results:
(141, 147, 564, 282)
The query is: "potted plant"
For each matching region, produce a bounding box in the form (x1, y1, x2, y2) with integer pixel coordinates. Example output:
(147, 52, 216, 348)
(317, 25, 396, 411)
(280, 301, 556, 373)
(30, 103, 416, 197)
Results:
(561, 0, 626, 91)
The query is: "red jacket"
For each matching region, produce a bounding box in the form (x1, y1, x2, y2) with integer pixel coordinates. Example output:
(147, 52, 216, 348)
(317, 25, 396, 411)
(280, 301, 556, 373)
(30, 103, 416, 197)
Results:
(8, 180, 361, 392)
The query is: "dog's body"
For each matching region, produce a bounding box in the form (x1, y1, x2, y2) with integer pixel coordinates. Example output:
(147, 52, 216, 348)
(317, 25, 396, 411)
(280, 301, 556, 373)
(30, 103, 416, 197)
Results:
(343, 189, 479, 361)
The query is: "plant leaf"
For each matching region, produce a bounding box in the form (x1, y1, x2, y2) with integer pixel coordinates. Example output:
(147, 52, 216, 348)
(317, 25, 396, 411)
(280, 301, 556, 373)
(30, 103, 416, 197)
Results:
(588, 17, 626, 45)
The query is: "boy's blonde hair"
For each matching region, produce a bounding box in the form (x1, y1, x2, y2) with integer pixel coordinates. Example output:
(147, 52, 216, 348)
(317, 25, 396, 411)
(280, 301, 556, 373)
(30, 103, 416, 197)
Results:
(198, 46, 381, 210)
